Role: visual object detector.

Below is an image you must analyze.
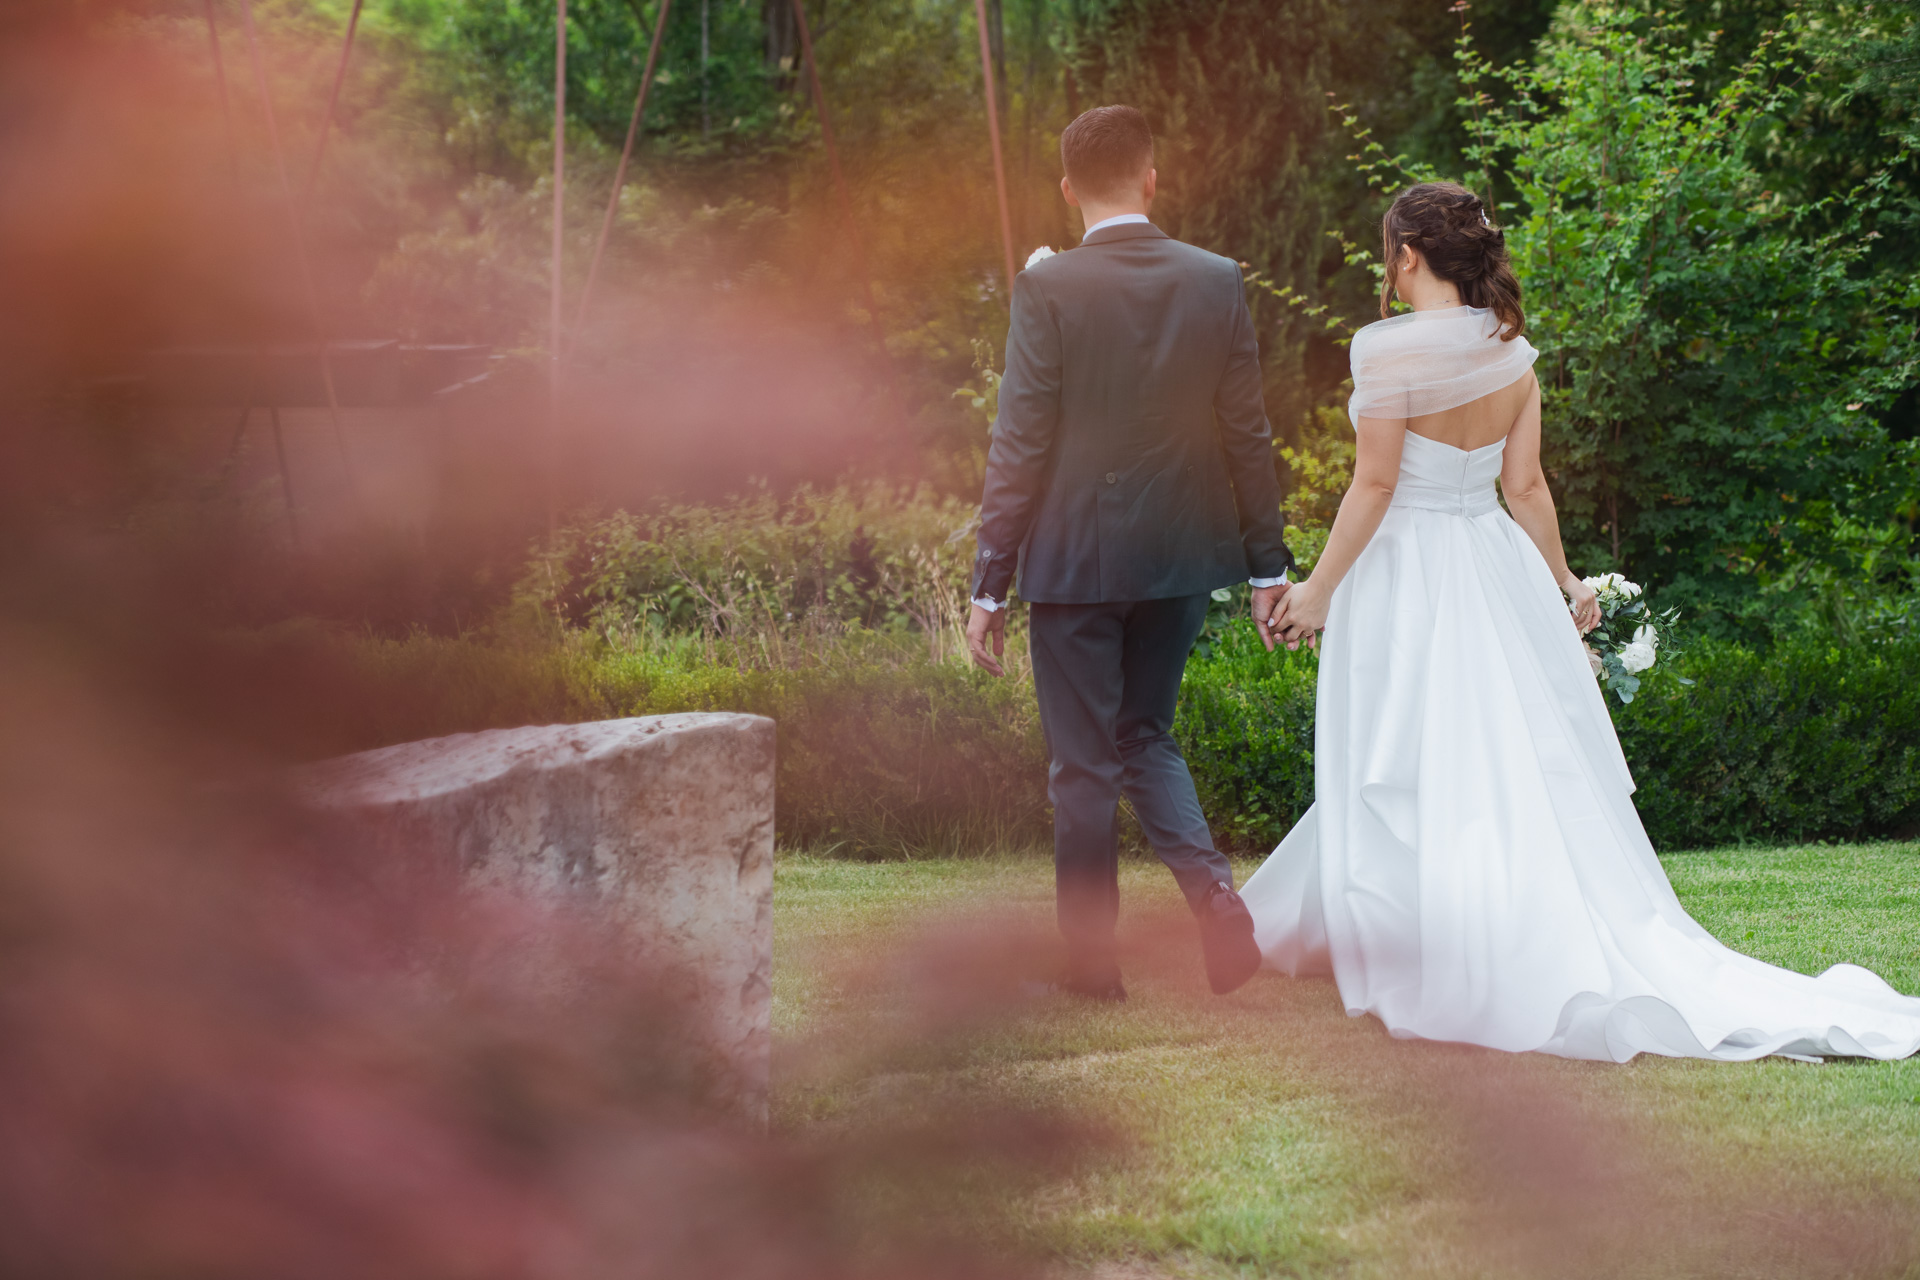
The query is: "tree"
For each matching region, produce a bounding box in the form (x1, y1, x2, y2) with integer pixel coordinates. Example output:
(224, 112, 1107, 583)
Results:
(1066, 0, 1558, 440)
(1067, 0, 1339, 437)
(1444, 3, 1920, 634)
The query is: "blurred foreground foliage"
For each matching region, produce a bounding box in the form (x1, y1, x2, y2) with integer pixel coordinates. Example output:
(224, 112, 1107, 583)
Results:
(0, 625, 1089, 1280)
(45, 0, 1920, 856)
(97, 0, 1920, 633)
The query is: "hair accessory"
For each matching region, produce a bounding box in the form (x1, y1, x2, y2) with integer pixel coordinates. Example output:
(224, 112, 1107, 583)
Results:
(1481, 212, 1492, 228)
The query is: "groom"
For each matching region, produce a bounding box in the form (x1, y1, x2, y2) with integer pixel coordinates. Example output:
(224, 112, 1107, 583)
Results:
(966, 105, 1295, 1000)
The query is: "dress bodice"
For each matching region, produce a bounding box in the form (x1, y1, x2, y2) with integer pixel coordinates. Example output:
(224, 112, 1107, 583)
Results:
(1391, 432, 1504, 518)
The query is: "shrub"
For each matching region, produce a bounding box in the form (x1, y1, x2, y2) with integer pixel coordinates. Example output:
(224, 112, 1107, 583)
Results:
(512, 485, 983, 654)
(294, 613, 1919, 858)
(1173, 621, 1320, 853)
(1328, 5, 1920, 639)
(1174, 619, 1920, 853)
(300, 628, 1050, 858)
(1614, 632, 1920, 848)
(584, 645, 1050, 855)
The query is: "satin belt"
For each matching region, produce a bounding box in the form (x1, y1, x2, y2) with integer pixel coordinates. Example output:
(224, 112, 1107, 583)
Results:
(1389, 481, 1501, 518)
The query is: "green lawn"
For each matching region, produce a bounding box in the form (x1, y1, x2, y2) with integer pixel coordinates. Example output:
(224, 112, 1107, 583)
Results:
(771, 843, 1920, 1279)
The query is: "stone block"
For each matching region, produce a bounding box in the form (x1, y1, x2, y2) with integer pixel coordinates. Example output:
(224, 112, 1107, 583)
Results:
(294, 713, 775, 1122)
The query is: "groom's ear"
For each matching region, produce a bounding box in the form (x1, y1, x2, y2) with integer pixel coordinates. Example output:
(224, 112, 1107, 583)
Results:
(1060, 175, 1080, 209)
(1143, 168, 1157, 202)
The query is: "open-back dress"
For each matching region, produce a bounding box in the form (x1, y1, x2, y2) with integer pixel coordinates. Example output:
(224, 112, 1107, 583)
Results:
(1240, 306, 1920, 1062)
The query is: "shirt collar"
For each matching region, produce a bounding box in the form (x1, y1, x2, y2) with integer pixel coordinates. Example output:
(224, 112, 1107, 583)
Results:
(1083, 212, 1151, 237)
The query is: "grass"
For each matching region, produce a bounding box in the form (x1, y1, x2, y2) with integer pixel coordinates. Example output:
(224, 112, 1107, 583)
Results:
(771, 843, 1920, 1279)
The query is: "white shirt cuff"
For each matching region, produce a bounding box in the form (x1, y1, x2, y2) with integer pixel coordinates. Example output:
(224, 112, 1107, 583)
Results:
(979, 575, 1284, 606)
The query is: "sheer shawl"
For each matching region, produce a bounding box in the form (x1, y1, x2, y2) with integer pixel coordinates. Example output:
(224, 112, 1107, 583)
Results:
(1347, 305, 1539, 424)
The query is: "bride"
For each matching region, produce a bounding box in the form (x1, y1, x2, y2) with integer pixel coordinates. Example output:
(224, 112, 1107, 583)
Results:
(1247, 181, 1920, 1063)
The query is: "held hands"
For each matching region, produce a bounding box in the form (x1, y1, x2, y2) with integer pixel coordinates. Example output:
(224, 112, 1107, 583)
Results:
(1267, 577, 1329, 651)
(966, 602, 1007, 676)
(1561, 574, 1602, 634)
(1250, 582, 1290, 653)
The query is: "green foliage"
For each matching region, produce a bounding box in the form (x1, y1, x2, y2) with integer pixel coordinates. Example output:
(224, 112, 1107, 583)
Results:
(1617, 631, 1920, 847)
(946, 336, 1003, 486)
(589, 641, 1051, 854)
(1069, 0, 1339, 435)
(1447, 3, 1920, 636)
(315, 626, 1049, 856)
(1173, 619, 1320, 851)
(166, 0, 1920, 862)
(1069, 0, 1559, 439)
(388, 0, 794, 174)
(1275, 403, 1354, 570)
(1175, 617, 1920, 852)
(512, 484, 985, 659)
(301, 594, 1920, 857)
(1663, 1, 1920, 268)
(1763, 512, 1920, 645)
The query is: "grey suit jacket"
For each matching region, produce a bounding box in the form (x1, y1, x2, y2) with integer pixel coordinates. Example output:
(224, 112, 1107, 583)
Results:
(971, 221, 1294, 605)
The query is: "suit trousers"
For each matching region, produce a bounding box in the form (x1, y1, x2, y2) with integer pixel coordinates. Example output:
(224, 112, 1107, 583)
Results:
(1028, 593, 1234, 968)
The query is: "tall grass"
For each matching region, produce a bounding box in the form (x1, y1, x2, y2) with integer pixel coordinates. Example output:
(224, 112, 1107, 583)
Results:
(510, 483, 997, 668)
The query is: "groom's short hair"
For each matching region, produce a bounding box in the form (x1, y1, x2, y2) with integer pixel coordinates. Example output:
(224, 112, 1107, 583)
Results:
(1060, 106, 1153, 202)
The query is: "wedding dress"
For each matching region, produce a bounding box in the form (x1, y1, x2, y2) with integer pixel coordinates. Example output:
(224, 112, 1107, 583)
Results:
(1240, 306, 1920, 1063)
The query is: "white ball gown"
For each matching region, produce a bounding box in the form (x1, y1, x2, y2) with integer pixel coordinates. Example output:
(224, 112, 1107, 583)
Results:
(1240, 307, 1920, 1063)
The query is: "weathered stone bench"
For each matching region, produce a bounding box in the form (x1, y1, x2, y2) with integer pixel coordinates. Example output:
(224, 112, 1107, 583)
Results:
(294, 713, 774, 1122)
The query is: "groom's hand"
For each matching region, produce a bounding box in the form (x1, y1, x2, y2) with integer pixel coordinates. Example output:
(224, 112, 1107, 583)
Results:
(1251, 583, 1289, 653)
(967, 603, 1007, 677)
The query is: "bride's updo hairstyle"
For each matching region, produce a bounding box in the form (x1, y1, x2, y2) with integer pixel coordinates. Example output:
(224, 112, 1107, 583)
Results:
(1380, 182, 1524, 341)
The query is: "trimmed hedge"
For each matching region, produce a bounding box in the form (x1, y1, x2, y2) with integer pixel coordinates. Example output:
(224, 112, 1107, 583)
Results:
(1173, 623, 1320, 852)
(590, 655, 1049, 854)
(284, 629, 1051, 857)
(288, 618, 1919, 856)
(1614, 633, 1920, 847)
(1174, 620, 1920, 852)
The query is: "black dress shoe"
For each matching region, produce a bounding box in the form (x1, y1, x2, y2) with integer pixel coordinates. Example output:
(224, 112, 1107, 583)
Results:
(1058, 956, 1128, 1003)
(1199, 880, 1262, 995)
(1060, 974, 1128, 1003)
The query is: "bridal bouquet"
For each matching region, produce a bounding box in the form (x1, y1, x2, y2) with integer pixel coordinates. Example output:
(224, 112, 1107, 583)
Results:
(1579, 573, 1687, 704)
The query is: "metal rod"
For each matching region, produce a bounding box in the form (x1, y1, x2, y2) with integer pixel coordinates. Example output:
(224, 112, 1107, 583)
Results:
(972, 0, 1018, 297)
(236, 0, 364, 519)
(226, 404, 251, 468)
(549, 0, 567, 529)
(790, 0, 886, 354)
(216, 395, 255, 493)
(302, 0, 364, 203)
(572, 0, 673, 343)
(203, 0, 260, 496)
(201, 0, 240, 184)
(269, 406, 302, 547)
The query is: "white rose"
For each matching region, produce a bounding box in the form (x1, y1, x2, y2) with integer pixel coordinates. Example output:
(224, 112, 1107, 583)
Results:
(1024, 246, 1056, 268)
(1619, 579, 1643, 598)
(1619, 640, 1656, 673)
(1632, 623, 1657, 650)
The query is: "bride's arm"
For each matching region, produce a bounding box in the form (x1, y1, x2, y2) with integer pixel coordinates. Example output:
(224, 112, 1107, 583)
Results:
(1266, 417, 1405, 650)
(1500, 373, 1601, 633)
